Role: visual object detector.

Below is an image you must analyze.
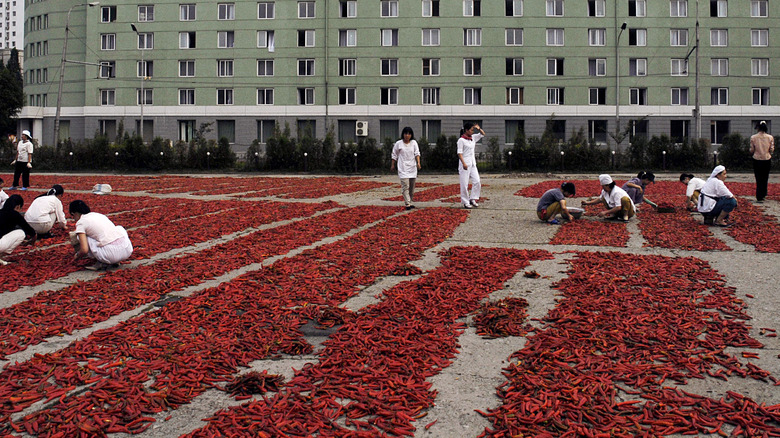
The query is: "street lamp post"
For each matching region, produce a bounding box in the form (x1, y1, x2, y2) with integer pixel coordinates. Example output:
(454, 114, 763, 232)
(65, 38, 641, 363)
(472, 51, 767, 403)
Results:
(615, 22, 627, 151)
(54, 2, 99, 147)
(130, 23, 145, 143)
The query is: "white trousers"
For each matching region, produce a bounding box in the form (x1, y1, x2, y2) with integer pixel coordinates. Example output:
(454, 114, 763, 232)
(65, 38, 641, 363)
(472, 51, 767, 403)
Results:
(27, 215, 55, 234)
(88, 226, 133, 265)
(458, 162, 481, 206)
(0, 229, 26, 255)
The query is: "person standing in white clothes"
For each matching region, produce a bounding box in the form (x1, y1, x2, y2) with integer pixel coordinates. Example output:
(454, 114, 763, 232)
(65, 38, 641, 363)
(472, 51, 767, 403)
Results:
(457, 122, 484, 209)
(10, 130, 34, 190)
(391, 127, 421, 210)
(69, 200, 133, 271)
(24, 185, 68, 238)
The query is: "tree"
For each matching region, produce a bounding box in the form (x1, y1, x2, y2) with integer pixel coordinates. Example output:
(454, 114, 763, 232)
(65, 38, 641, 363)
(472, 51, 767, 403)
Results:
(0, 49, 25, 135)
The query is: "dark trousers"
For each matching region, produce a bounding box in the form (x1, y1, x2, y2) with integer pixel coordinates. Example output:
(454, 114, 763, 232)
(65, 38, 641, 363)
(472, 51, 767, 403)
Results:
(753, 158, 771, 201)
(12, 161, 30, 188)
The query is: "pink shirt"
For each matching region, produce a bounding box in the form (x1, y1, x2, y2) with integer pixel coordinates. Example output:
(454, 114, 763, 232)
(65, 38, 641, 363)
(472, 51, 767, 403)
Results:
(750, 132, 775, 161)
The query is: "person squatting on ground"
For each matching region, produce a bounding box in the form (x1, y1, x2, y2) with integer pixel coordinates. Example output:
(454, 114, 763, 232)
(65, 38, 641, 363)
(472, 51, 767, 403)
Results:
(698, 165, 737, 227)
(0, 178, 8, 209)
(10, 130, 34, 190)
(390, 127, 421, 210)
(24, 185, 68, 239)
(582, 174, 636, 221)
(622, 171, 657, 210)
(69, 200, 133, 271)
(680, 173, 706, 211)
(0, 195, 37, 265)
(458, 122, 484, 209)
(749, 120, 774, 203)
(537, 182, 577, 224)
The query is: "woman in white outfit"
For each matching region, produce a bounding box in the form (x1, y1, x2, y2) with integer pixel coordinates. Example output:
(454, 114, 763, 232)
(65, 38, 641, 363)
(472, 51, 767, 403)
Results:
(69, 200, 133, 271)
(10, 130, 34, 190)
(24, 184, 68, 238)
(391, 127, 421, 210)
(457, 122, 484, 209)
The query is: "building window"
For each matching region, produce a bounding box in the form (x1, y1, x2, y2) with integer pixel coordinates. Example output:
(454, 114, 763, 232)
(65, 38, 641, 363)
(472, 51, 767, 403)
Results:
(219, 3, 235, 20)
(464, 58, 481, 75)
(670, 0, 687, 16)
(137, 60, 153, 78)
(381, 29, 399, 46)
(506, 87, 524, 105)
(589, 120, 608, 143)
(381, 58, 399, 75)
(547, 58, 564, 76)
(547, 29, 564, 46)
(506, 58, 523, 75)
(100, 89, 115, 106)
(422, 29, 440, 46)
(670, 29, 688, 46)
(422, 0, 440, 16)
(339, 87, 356, 105)
(339, 58, 356, 76)
(751, 0, 768, 17)
(180, 32, 196, 49)
(217, 89, 234, 105)
(180, 4, 196, 21)
(711, 87, 728, 105)
(138, 5, 154, 22)
(671, 59, 688, 76)
(546, 0, 564, 16)
(298, 59, 315, 76)
(711, 120, 729, 144)
(339, 29, 356, 47)
(421, 120, 441, 143)
(629, 58, 647, 76)
(257, 120, 275, 143)
(217, 120, 236, 143)
(297, 29, 315, 47)
(589, 58, 606, 76)
(423, 58, 440, 76)
(99, 61, 115, 78)
(218, 31, 235, 48)
(257, 88, 274, 105)
(381, 0, 398, 17)
(589, 28, 606, 46)
(630, 88, 648, 105)
(137, 89, 153, 105)
(257, 59, 274, 76)
(100, 34, 116, 50)
(752, 88, 770, 105)
(671, 120, 689, 142)
(506, 28, 523, 45)
(711, 58, 728, 76)
(340, 0, 357, 17)
(422, 87, 440, 105)
(179, 120, 195, 142)
(258, 30, 275, 50)
(179, 89, 195, 105)
(751, 29, 768, 46)
(588, 0, 606, 16)
(589, 88, 606, 105)
(671, 87, 689, 105)
(298, 120, 316, 137)
(101, 6, 117, 22)
(258, 2, 275, 19)
(751, 58, 769, 76)
(463, 0, 481, 16)
(629, 28, 647, 46)
(629, 0, 647, 16)
(710, 29, 727, 46)
(138, 33, 154, 50)
(179, 60, 195, 77)
(464, 28, 482, 46)
(547, 88, 564, 105)
(464, 88, 482, 105)
(710, 0, 727, 16)
(218, 59, 234, 77)
(506, 0, 523, 16)
(381, 87, 398, 105)
(298, 88, 315, 105)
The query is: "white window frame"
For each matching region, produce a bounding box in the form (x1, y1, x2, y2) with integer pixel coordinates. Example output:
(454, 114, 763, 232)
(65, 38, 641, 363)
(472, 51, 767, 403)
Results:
(589, 58, 606, 76)
(179, 60, 195, 77)
(180, 4, 196, 21)
(630, 28, 647, 46)
(588, 28, 606, 46)
(589, 0, 606, 16)
(257, 30, 275, 49)
(751, 29, 768, 47)
(422, 58, 440, 76)
(463, 0, 479, 16)
(547, 87, 563, 105)
(381, 0, 399, 17)
(712, 0, 727, 17)
(508, 0, 523, 16)
(217, 59, 234, 77)
(381, 87, 399, 105)
(712, 87, 728, 105)
(751, 58, 769, 76)
(589, 88, 606, 105)
(381, 58, 399, 76)
(751, 0, 768, 17)
(218, 31, 235, 48)
(99, 61, 115, 78)
(218, 3, 235, 20)
(101, 6, 117, 23)
(381, 29, 399, 46)
(547, 58, 563, 76)
(464, 87, 482, 105)
(710, 29, 728, 47)
(546, 0, 564, 16)
(507, 87, 523, 105)
(422, 87, 440, 105)
(100, 89, 115, 106)
(100, 33, 116, 50)
(138, 33, 154, 50)
(463, 58, 481, 76)
(298, 1, 315, 18)
(629, 58, 647, 76)
(340, 58, 356, 76)
(629, 88, 647, 105)
(137, 89, 153, 105)
(179, 32, 196, 49)
(670, 0, 687, 16)
(257, 59, 274, 76)
(258, 2, 275, 19)
(671, 58, 688, 76)
(339, 29, 357, 47)
(339, 87, 356, 105)
(671, 87, 689, 105)
(630, 0, 647, 16)
(138, 5, 154, 22)
(298, 29, 315, 47)
(507, 58, 523, 75)
(752, 88, 769, 105)
(137, 60, 153, 78)
(257, 88, 274, 105)
(298, 58, 315, 76)
(217, 88, 234, 105)
(506, 28, 523, 46)
(711, 58, 728, 76)
(464, 28, 482, 46)
(179, 89, 195, 105)
(670, 29, 688, 46)
(547, 28, 564, 46)
(342, 0, 357, 17)
(422, 29, 440, 46)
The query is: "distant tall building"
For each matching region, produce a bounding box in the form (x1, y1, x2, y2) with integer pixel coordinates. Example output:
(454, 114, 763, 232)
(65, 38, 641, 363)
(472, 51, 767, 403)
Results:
(0, 0, 23, 50)
(18, 0, 780, 152)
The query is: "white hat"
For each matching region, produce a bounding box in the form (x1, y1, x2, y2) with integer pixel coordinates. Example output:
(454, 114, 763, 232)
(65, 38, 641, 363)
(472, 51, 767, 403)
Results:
(709, 165, 726, 179)
(22, 130, 30, 137)
(598, 174, 613, 185)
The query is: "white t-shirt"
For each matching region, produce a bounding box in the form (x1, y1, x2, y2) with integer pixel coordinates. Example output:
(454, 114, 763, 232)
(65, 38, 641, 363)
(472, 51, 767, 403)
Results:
(601, 185, 636, 210)
(698, 178, 733, 213)
(75, 212, 123, 247)
(457, 133, 483, 166)
(686, 177, 705, 197)
(391, 140, 420, 179)
(24, 196, 67, 225)
(0, 190, 8, 209)
(16, 140, 33, 162)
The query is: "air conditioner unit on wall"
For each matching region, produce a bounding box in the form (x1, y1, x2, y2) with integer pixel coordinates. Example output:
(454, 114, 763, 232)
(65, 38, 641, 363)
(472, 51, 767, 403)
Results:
(356, 121, 368, 136)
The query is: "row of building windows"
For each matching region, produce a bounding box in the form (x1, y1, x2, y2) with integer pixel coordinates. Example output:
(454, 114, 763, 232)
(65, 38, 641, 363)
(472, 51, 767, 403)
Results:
(89, 86, 772, 107)
(95, 0, 771, 23)
(27, 13, 47, 31)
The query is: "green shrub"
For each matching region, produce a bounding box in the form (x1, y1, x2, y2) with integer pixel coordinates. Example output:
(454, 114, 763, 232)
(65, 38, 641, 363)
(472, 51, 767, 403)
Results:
(718, 134, 750, 170)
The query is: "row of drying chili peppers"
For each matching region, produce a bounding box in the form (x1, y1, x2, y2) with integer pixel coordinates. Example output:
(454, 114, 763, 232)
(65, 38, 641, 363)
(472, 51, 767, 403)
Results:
(726, 197, 780, 253)
(516, 180, 778, 199)
(636, 194, 731, 251)
(481, 251, 778, 437)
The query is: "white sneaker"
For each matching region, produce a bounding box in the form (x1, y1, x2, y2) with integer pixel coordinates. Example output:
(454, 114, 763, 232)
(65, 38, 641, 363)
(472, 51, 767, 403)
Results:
(470, 200, 479, 208)
(0, 258, 9, 266)
(463, 203, 473, 209)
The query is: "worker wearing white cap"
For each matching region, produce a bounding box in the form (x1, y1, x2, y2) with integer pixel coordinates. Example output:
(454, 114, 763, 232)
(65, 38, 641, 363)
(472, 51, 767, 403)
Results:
(581, 174, 636, 221)
(698, 165, 736, 227)
(9, 130, 34, 191)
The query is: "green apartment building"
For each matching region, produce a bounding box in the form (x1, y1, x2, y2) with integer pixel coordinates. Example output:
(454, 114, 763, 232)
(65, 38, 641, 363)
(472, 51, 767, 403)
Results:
(19, 0, 779, 154)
